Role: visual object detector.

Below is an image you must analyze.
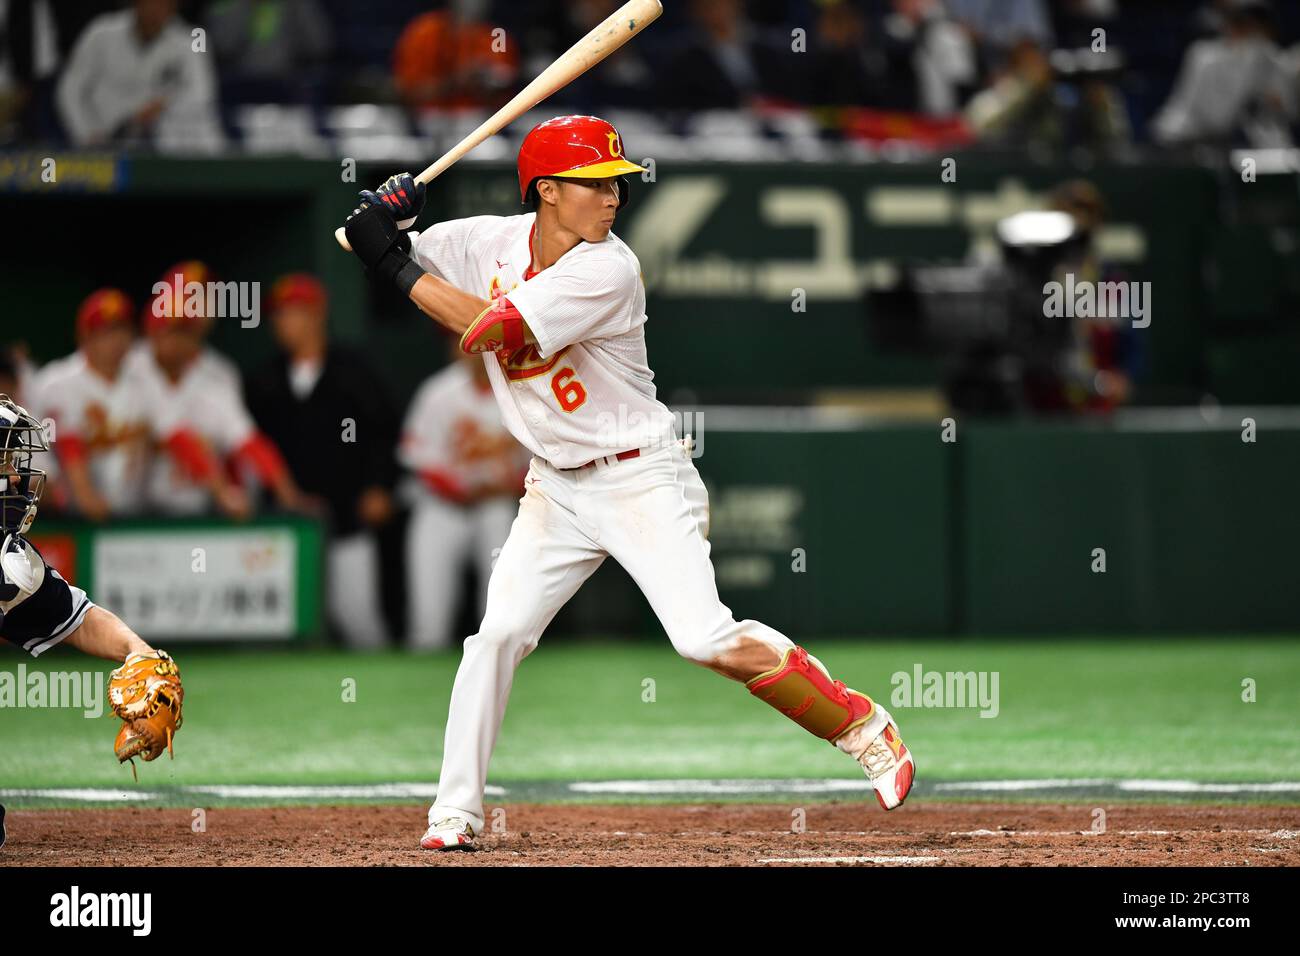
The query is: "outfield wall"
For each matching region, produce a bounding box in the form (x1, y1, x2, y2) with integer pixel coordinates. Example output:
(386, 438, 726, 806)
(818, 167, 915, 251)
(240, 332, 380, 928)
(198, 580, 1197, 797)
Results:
(692, 409, 1300, 635)
(26, 413, 1298, 640)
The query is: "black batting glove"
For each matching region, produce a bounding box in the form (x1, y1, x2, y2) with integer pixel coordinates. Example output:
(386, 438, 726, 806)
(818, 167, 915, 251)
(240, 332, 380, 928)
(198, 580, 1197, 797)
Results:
(359, 172, 426, 230)
(344, 202, 425, 295)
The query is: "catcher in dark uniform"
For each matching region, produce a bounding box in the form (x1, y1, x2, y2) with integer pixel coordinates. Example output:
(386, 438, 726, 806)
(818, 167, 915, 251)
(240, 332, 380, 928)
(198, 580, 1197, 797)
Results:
(0, 395, 184, 804)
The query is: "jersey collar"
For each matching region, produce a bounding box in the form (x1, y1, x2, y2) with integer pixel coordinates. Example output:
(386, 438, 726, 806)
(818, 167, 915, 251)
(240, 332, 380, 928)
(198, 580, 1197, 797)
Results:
(511, 214, 538, 282)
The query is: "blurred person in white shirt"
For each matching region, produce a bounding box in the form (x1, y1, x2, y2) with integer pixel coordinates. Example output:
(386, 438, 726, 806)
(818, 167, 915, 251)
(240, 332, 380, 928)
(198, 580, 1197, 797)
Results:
(29, 288, 150, 521)
(126, 261, 305, 518)
(55, 0, 224, 153)
(1153, 0, 1295, 146)
(399, 347, 528, 651)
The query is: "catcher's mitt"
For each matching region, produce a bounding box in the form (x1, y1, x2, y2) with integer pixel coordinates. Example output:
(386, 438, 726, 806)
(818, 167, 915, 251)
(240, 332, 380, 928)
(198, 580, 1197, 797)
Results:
(108, 650, 184, 779)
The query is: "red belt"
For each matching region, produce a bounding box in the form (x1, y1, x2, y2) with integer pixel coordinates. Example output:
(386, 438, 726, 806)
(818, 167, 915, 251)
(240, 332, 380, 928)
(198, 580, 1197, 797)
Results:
(561, 448, 641, 471)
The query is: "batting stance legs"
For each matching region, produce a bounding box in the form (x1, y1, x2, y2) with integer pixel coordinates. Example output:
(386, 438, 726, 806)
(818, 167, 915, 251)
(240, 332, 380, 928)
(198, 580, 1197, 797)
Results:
(426, 439, 912, 843)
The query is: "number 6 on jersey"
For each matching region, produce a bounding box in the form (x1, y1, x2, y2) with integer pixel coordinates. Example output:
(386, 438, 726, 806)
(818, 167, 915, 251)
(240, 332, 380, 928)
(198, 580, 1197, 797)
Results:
(550, 367, 587, 412)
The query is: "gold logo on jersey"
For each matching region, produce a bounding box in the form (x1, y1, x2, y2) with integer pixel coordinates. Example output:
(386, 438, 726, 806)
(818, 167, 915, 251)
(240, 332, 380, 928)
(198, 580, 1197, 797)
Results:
(497, 344, 570, 381)
(485, 274, 567, 379)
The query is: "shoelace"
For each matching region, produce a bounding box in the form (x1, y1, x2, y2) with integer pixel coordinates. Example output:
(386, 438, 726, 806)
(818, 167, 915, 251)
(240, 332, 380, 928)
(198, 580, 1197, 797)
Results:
(431, 817, 469, 833)
(858, 733, 898, 781)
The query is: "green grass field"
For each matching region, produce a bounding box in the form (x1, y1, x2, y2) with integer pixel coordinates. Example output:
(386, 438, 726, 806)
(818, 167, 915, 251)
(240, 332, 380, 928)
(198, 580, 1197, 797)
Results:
(2, 637, 1298, 802)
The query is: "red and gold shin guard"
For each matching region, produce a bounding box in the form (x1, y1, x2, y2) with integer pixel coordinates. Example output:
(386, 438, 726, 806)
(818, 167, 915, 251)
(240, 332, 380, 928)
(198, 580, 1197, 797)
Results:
(745, 646, 874, 743)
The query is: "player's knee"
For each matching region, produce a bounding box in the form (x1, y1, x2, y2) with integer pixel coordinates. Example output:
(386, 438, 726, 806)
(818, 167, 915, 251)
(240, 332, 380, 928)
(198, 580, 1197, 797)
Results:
(466, 617, 534, 655)
(683, 629, 788, 682)
(666, 619, 736, 668)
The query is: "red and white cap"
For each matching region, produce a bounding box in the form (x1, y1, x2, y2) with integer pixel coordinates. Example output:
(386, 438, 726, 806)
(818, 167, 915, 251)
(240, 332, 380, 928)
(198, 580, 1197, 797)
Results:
(76, 288, 134, 338)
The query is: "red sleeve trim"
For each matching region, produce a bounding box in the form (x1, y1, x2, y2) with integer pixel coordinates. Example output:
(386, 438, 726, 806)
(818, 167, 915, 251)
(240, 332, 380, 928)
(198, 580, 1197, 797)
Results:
(235, 433, 289, 485)
(165, 429, 219, 482)
(56, 433, 88, 467)
(419, 468, 470, 504)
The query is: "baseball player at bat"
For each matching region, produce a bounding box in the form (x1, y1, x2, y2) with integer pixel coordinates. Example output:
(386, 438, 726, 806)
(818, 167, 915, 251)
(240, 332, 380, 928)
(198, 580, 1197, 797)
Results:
(344, 116, 914, 851)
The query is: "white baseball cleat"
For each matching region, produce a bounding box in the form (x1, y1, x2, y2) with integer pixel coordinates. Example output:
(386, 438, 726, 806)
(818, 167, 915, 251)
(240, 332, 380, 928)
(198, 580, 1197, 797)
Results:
(420, 816, 477, 851)
(836, 719, 916, 811)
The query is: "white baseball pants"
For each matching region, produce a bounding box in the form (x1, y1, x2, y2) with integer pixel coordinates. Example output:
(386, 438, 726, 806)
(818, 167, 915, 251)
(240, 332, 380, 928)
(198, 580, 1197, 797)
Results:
(405, 492, 517, 651)
(327, 533, 389, 650)
(429, 438, 803, 832)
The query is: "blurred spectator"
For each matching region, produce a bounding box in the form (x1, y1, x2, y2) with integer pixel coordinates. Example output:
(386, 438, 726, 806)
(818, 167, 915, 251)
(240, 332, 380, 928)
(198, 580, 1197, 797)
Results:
(126, 261, 301, 518)
(1, 1, 113, 143)
(1152, 0, 1294, 147)
(965, 38, 1060, 145)
(28, 289, 150, 521)
(944, 0, 1054, 58)
(392, 5, 518, 111)
(205, 0, 333, 104)
(246, 273, 400, 649)
(55, 0, 225, 152)
(663, 0, 784, 110)
(879, 0, 978, 115)
(398, 347, 526, 651)
(801, 0, 886, 109)
(521, 0, 655, 110)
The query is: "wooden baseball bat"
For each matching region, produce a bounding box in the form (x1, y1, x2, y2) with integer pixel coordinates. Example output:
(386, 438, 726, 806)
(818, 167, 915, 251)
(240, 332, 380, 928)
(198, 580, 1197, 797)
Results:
(336, 0, 663, 251)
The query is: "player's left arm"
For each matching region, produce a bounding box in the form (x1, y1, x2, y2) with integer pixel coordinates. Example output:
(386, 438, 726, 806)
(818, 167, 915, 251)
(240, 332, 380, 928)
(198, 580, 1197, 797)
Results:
(409, 273, 499, 337)
(62, 605, 152, 663)
(456, 253, 642, 356)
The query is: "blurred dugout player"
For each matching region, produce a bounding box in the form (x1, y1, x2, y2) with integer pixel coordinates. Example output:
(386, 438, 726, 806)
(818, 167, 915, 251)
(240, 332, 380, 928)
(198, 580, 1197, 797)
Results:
(29, 289, 150, 521)
(126, 262, 305, 517)
(400, 349, 528, 650)
(247, 274, 400, 649)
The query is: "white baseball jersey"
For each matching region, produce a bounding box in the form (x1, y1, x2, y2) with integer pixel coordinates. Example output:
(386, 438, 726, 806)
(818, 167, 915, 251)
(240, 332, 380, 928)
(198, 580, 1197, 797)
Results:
(410, 213, 677, 468)
(29, 352, 150, 516)
(124, 343, 257, 514)
(400, 362, 529, 498)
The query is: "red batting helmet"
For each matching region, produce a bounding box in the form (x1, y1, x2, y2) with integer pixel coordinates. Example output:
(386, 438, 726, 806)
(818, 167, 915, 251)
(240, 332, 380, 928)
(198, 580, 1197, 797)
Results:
(517, 115, 646, 208)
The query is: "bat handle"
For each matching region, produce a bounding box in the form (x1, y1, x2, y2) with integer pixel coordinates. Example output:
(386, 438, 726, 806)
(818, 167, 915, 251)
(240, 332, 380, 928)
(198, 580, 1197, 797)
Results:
(334, 226, 352, 252)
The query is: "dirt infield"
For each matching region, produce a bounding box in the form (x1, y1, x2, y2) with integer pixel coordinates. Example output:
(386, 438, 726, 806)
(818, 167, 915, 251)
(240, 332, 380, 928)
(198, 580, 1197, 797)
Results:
(2, 802, 1297, 866)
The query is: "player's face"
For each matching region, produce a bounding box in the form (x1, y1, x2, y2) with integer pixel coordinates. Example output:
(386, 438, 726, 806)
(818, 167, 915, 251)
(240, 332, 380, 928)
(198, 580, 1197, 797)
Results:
(82, 324, 134, 374)
(134, 0, 176, 38)
(150, 326, 201, 373)
(0, 449, 41, 535)
(554, 177, 621, 242)
(271, 303, 325, 355)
